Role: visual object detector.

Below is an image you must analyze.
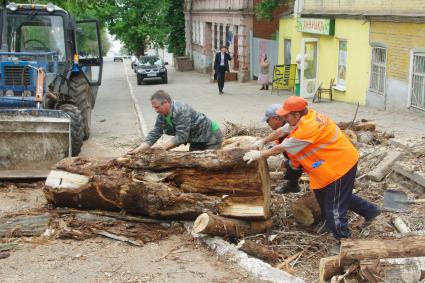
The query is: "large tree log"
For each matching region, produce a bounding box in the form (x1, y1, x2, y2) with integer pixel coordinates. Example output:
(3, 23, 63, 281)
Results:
(45, 148, 271, 220)
(292, 191, 322, 225)
(339, 236, 425, 266)
(193, 213, 272, 237)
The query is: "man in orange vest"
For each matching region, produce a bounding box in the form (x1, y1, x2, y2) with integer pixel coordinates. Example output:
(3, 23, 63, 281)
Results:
(244, 96, 380, 245)
(253, 104, 303, 194)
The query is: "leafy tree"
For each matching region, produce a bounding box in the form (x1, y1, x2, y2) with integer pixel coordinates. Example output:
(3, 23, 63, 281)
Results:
(255, 0, 289, 21)
(98, 0, 171, 56)
(166, 0, 185, 56)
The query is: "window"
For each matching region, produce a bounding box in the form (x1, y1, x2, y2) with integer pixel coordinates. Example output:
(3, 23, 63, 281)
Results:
(7, 13, 66, 61)
(410, 52, 425, 110)
(370, 46, 387, 95)
(337, 40, 347, 87)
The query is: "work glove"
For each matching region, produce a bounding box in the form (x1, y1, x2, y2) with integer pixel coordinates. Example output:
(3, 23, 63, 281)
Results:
(251, 140, 265, 150)
(243, 150, 262, 164)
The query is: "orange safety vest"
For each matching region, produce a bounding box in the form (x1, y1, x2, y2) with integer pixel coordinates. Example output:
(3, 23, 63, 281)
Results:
(286, 109, 359, 190)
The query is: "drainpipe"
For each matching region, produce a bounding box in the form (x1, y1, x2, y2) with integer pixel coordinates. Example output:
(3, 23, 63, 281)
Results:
(187, 0, 193, 59)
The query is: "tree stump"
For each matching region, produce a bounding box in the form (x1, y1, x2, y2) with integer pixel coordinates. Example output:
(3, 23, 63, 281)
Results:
(292, 191, 321, 225)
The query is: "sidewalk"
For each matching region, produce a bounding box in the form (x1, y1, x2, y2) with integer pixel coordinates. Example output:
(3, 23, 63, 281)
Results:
(130, 67, 425, 138)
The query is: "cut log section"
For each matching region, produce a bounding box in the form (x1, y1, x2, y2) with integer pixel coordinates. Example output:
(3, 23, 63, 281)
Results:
(339, 236, 425, 266)
(292, 191, 322, 225)
(193, 213, 272, 238)
(237, 239, 281, 264)
(319, 255, 342, 283)
(45, 148, 271, 220)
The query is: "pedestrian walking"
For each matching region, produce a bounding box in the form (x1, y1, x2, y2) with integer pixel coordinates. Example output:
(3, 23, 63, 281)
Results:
(214, 46, 232, 95)
(252, 104, 302, 194)
(258, 55, 269, 90)
(244, 96, 380, 252)
(128, 90, 222, 153)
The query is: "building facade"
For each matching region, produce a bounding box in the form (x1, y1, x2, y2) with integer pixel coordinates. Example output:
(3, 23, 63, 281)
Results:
(278, 0, 425, 112)
(184, 0, 286, 82)
(184, 0, 254, 80)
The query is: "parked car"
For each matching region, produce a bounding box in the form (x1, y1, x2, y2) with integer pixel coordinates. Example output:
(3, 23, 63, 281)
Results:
(113, 56, 123, 62)
(136, 56, 168, 85)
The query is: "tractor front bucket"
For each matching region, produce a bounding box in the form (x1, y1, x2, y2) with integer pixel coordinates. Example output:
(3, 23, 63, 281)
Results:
(0, 109, 71, 179)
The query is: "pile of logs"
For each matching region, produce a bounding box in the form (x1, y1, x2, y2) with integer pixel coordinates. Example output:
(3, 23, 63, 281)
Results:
(320, 236, 425, 282)
(44, 148, 273, 237)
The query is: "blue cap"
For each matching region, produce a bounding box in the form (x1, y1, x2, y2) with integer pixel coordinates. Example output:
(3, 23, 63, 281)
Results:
(261, 104, 281, 122)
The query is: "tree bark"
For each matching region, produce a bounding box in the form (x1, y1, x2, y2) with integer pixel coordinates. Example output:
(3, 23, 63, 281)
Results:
(339, 236, 425, 266)
(45, 148, 271, 220)
(319, 255, 342, 283)
(292, 191, 322, 225)
(360, 257, 425, 283)
(193, 213, 272, 237)
(237, 239, 281, 264)
(0, 214, 50, 237)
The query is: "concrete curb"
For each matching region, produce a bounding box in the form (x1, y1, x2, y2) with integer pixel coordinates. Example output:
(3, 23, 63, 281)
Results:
(123, 61, 148, 138)
(184, 223, 305, 283)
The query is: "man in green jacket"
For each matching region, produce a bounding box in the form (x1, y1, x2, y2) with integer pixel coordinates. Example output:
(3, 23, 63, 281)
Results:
(129, 90, 222, 153)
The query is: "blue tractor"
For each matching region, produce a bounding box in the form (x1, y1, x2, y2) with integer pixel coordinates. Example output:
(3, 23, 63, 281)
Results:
(0, 2, 103, 178)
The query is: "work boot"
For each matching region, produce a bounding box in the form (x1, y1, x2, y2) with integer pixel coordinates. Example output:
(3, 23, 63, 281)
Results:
(274, 181, 300, 194)
(265, 84, 269, 90)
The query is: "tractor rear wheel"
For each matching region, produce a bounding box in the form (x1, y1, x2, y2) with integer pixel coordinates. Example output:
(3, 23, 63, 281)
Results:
(59, 104, 83, 156)
(69, 74, 92, 140)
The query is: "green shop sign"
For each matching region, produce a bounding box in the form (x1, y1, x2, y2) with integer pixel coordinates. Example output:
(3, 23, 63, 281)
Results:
(296, 18, 335, 36)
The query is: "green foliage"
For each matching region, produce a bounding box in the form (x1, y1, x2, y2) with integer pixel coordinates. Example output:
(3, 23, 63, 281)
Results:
(17, 0, 186, 56)
(166, 0, 185, 56)
(254, 0, 289, 21)
(97, 0, 171, 56)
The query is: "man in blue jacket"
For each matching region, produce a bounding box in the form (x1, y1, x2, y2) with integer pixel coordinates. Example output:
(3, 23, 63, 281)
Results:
(214, 45, 232, 95)
(129, 90, 222, 153)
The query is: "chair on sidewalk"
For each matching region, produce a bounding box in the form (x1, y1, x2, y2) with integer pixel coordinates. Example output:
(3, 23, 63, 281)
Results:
(313, 78, 335, 103)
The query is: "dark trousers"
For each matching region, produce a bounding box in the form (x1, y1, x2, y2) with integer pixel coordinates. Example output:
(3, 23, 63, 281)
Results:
(217, 66, 226, 92)
(189, 129, 223, 151)
(313, 163, 379, 239)
(283, 159, 302, 184)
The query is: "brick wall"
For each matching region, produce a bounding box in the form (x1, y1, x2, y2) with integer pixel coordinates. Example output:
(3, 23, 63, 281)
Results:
(303, 0, 425, 15)
(370, 22, 425, 82)
(253, 0, 288, 39)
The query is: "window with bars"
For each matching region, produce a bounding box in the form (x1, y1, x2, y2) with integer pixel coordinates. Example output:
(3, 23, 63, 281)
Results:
(369, 47, 387, 95)
(337, 40, 347, 87)
(410, 53, 425, 110)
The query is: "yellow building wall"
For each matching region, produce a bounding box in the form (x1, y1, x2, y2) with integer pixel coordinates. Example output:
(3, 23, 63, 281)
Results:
(278, 17, 370, 105)
(370, 22, 425, 82)
(303, 0, 425, 15)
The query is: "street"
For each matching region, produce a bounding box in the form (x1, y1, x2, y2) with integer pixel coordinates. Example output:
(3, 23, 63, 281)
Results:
(0, 59, 269, 283)
(1, 58, 425, 283)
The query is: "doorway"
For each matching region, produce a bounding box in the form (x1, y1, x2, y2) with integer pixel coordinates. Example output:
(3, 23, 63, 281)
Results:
(300, 38, 319, 98)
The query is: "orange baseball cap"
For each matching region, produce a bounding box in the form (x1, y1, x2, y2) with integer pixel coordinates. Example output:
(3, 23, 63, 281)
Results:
(276, 96, 308, 116)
